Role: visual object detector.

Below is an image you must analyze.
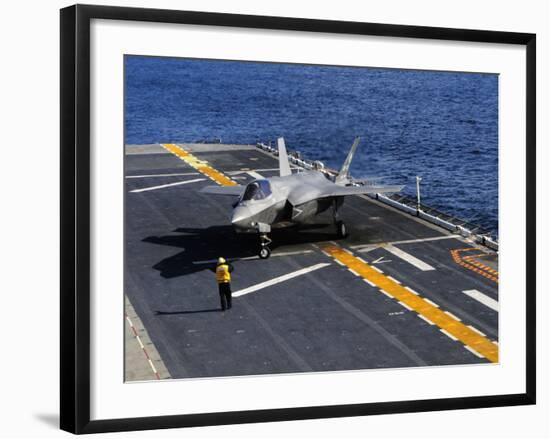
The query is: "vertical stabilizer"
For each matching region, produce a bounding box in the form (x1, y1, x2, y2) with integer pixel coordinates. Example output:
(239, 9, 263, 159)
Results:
(335, 137, 361, 185)
(277, 137, 292, 177)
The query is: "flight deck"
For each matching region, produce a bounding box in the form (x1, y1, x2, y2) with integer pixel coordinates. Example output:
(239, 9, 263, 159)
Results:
(124, 143, 499, 381)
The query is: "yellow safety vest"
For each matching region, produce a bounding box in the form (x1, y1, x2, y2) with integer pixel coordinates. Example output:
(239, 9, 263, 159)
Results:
(216, 264, 231, 283)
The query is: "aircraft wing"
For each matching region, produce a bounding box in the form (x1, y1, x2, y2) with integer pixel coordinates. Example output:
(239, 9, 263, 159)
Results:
(289, 183, 404, 206)
(325, 184, 404, 197)
(199, 185, 245, 197)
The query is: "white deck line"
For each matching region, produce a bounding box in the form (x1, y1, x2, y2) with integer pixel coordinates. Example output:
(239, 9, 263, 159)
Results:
(440, 329, 458, 341)
(246, 171, 265, 180)
(464, 345, 485, 358)
(468, 325, 486, 336)
(383, 244, 435, 271)
(363, 278, 376, 287)
(387, 275, 401, 284)
(444, 311, 461, 321)
(192, 250, 313, 265)
(423, 298, 440, 308)
(351, 234, 458, 249)
(232, 263, 331, 297)
(129, 178, 206, 193)
(356, 245, 379, 253)
(462, 289, 499, 311)
(265, 250, 313, 258)
(417, 314, 435, 325)
(404, 286, 420, 295)
(379, 289, 393, 299)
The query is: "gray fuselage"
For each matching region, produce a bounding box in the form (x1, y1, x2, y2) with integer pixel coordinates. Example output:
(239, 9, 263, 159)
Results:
(231, 171, 340, 231)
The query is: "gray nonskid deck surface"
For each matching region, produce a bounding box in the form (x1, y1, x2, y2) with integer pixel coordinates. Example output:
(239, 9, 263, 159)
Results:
(124, 143, 498, 379)
(125, 143, 258, 155)
(125, 144, 169, 155)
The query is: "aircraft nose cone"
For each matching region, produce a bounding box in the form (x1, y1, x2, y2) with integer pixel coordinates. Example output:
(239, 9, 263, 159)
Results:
(231, 206, 252, 229)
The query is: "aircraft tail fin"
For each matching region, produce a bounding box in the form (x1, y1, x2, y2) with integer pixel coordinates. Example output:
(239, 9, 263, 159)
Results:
(277, 137, 292, 177)
(335, 137, 360, 185)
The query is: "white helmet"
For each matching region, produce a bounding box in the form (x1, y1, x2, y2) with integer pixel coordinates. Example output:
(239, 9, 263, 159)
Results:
(218, 257, 226, 264)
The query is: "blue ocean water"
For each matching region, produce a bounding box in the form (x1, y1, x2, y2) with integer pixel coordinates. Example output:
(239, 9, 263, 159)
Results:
(125, 56, 498, 235)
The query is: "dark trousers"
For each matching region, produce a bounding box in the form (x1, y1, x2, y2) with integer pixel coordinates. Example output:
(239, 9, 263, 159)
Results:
(218, 282, 232, 310)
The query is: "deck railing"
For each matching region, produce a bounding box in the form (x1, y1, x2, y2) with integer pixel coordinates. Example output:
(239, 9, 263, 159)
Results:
(256, 142, 499, 252)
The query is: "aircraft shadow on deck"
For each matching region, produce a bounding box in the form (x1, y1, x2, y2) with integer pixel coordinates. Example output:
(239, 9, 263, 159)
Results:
(142, 223, 339, 279)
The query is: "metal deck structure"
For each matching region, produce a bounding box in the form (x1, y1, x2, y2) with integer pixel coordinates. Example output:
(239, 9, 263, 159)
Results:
(124, 143, 499, 381)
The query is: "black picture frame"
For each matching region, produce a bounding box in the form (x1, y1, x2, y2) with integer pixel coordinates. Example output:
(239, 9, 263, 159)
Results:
(60, 4, 536, 434)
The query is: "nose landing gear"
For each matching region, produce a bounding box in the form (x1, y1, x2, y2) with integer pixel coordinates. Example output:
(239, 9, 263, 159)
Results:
(259, 233, 272, 259)
(255, 223, 272, 259)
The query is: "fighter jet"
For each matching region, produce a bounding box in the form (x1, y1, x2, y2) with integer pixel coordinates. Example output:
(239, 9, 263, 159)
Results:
(200, 137, 403, 258)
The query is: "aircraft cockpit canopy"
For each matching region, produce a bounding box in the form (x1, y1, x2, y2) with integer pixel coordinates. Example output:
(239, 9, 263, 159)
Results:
(242, 180, 272, 201)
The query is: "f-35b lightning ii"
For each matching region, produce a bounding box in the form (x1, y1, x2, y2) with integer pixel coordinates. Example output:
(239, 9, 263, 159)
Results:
(200, 137, 404, 259)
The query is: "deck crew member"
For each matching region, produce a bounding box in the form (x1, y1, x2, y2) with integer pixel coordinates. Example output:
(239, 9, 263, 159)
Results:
(216, 257, 234, 311)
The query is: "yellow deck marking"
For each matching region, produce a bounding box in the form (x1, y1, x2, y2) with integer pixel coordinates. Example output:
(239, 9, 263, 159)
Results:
(451, 248, 498, 283)
(162, 144, 238, 187)
(462, 254, 499, 275)
(322, 244, 499, 363)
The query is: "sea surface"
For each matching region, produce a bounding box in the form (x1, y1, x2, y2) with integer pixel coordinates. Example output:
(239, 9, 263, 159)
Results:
(125, 56, 498, 236)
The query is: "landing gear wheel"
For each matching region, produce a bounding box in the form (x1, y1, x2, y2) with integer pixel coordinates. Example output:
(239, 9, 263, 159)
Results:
(259, 247, 271, 259)
(336, 220, 347, 238)
(258, 232, 272, 259)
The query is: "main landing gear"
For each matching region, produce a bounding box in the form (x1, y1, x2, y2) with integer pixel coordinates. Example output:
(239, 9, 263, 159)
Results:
(336, 220, 347, 238)
(333, 199, 348, 239)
